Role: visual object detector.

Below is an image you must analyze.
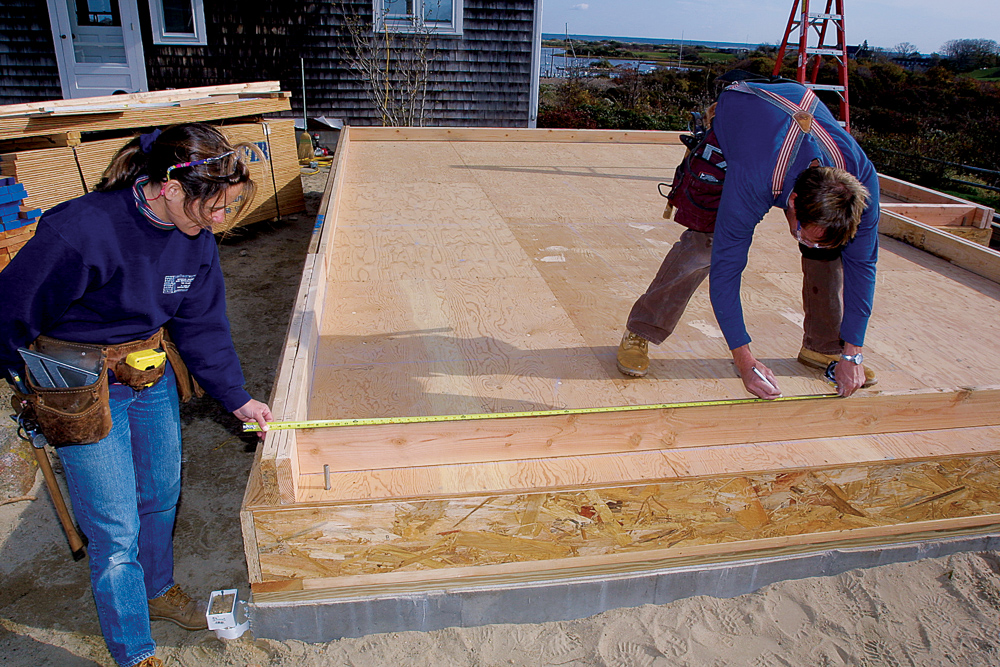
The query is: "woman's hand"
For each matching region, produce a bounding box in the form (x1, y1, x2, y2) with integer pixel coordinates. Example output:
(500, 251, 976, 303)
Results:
(233, 399, 273, 438)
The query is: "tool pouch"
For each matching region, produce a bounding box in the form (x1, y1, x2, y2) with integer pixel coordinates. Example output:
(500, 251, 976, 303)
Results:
(664, 127, 727, 233)
(105, 330, 167, 391)
(24, 338, 112, 446)
(162, 331, 204, 403)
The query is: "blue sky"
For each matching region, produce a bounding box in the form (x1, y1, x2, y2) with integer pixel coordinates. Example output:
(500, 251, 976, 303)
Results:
(541, 1, 1000, 55)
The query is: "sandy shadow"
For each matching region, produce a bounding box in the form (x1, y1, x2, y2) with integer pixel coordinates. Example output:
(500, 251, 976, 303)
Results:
(0, 473, 104, 661)
(0, 630, 102, 667)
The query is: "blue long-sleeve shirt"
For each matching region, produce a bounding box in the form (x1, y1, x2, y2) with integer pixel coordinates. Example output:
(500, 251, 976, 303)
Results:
(0, 185, 251, 412)
(709, 81, 880, 350)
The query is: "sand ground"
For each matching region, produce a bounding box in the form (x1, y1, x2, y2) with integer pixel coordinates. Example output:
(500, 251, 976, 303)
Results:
(2, 170, 1000, 666)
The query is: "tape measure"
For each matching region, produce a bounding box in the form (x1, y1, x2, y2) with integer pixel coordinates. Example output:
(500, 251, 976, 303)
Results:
(242, 392, 836, 432)
(125, 348, 166, 371)
(124, 348, 167, 388)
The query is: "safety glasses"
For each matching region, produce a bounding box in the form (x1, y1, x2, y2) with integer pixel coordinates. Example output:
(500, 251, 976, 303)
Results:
(795, 220, 835, 250)
(165, 150, 237, 181)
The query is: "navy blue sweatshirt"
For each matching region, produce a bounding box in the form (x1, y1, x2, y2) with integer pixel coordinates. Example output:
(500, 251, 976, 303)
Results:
(0, 185, 252, 412)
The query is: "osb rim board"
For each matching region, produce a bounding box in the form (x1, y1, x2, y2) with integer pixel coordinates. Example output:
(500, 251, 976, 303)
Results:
(251, 454, 1000, 599)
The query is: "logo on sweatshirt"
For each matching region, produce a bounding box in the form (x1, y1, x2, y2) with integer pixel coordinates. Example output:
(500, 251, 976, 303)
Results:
(163, 275, 196, 294)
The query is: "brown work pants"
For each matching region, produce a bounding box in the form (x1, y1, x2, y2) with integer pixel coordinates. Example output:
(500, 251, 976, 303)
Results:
(626, 229, 844, 354)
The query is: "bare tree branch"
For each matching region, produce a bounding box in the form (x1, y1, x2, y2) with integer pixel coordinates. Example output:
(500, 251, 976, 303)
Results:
(343, 8, 436, 127)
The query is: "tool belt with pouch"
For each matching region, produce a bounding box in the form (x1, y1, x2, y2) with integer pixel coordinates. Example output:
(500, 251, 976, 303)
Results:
(662, 126, 727, 233)
(13, 328, 202, 446)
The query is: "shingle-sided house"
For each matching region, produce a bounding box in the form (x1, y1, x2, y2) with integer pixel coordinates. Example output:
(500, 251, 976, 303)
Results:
(0, 0, 542, 127)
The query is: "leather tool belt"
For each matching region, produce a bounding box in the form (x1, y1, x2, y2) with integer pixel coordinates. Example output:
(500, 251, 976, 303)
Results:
(664, 127, 727, 233)
(10, 329, 202, 446)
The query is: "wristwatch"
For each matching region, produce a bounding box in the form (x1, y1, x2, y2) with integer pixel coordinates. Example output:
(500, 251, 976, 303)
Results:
(840, 352, 864, 365)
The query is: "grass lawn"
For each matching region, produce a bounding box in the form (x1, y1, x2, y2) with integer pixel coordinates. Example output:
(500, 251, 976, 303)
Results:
(965, 67, 1000, 81)
(940, 188, 1000, 210)
(631, 50, 676, 62)
(698, 52, 738, 63)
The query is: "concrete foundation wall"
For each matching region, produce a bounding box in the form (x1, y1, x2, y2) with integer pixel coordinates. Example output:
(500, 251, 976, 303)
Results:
(249, 532, 1000, 642)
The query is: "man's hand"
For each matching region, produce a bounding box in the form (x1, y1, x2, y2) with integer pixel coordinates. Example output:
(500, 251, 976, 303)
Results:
(732, 345, 782, 400)
(834, 343, 866, 397)
(233, 399, 273, 439)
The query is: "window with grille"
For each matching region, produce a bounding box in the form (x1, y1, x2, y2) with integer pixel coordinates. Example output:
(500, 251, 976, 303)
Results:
(374, 0, 463, 35)
(148, 0, 207, 45)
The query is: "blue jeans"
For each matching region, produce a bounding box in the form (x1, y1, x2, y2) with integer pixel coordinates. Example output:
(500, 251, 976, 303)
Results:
(58, 364, 182, 667)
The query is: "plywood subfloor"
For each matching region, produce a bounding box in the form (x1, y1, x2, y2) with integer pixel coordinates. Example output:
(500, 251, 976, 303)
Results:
(310, 140, 1000, 422)
(243, 132, 1000, 622)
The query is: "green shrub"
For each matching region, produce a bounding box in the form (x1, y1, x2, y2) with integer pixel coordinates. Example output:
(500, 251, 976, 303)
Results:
(535, 52, 1000, 202)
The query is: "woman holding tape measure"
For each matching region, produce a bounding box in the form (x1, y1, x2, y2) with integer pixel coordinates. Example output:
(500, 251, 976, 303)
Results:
(0, 123, 272, 667)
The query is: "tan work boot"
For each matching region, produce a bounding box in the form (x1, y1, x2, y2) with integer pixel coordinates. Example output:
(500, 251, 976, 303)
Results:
(136, 657, 164, 667)
(797, 347, 877, 387)
(148, 584, 208, 630)
(616, 331, 650, 377)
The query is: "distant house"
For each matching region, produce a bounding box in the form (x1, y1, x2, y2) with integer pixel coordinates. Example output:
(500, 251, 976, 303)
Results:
(889, 55, 937, 72)
(0, 1, 542, 127)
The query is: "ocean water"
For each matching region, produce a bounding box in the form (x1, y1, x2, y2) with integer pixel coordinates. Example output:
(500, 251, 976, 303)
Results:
(542, 33, 764, 52)
(541, 47, 663, 77)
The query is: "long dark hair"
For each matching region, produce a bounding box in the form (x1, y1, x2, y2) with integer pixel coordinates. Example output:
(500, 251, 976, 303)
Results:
(95, 123, 258, 228)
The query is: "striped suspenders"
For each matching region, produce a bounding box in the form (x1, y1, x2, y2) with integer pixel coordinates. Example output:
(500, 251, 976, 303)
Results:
(726, 81, 846, 199)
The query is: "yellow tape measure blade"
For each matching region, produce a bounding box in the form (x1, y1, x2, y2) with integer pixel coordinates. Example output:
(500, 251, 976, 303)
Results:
(241, 392, 835, 432)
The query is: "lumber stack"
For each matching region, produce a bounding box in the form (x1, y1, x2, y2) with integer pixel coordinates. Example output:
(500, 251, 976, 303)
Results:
(0, 177, 41, 270)
(0, 82, 304, 251)
(0, 82, 291, 142)
(0, 147, 87, 213)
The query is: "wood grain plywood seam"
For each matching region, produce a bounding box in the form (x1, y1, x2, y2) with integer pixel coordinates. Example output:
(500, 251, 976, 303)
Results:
(293, 386, 1000, 475)
(281, 424, 1000, 505)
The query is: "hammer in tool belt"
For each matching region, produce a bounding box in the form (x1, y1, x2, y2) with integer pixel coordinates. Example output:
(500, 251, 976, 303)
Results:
(8, 370, 87, 561)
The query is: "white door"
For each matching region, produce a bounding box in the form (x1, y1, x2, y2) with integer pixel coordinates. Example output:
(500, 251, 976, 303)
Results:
(46, 0, 149, 99)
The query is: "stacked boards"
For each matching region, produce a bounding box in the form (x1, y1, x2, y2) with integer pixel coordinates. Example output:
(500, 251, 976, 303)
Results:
(879, 181, 994, 246)
(242, 128, 1000, 640)
(0, 144, 83, 236)
(0, 82, 292, 142)
(0, 82, 304, 269)
(0, 177, 40, 266)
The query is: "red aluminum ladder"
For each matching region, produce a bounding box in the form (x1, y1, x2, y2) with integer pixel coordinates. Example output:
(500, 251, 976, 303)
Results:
(772, 0, 851, 130)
